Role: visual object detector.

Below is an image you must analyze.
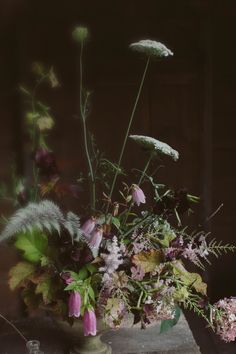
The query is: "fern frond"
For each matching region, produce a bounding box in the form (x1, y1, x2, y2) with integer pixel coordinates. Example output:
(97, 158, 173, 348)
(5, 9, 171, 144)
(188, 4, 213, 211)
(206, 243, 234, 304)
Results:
(64, 212, 81, 241)
(207, 239, 236, 258)
(0, 200, 65, 242)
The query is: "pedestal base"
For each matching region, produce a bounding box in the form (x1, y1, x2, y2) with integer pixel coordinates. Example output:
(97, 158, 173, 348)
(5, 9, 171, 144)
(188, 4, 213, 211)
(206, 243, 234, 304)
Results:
(70, 335, 112, 354)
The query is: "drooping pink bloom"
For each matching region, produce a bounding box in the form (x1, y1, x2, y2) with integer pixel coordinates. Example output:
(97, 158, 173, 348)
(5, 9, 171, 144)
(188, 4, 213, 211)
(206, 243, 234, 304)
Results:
(81, 217, 96, 237)
(131, 184, 146, 206)
(61, 272, 73, 285)
(89, 226, 103, 249)
(83, 309, 97, 336)
(68, 291, 81, 318)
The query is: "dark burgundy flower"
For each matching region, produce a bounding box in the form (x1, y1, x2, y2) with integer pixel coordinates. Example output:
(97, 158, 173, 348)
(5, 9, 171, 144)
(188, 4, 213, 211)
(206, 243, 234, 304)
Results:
(34, 148, 58, 177)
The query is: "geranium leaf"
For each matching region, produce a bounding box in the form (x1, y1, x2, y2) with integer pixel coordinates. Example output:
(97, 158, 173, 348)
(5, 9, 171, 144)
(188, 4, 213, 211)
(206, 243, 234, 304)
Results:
(15, 229, 48, 264)
(35, 274, 54, 304)
(173, 261, 207, 295)
(132, 250, 163, 273)
(8, 262, 35, 290)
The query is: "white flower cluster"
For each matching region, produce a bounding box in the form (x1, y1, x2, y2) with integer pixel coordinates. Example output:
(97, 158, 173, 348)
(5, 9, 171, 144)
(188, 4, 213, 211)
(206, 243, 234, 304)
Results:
(100, 237, 123, 281)
(130, 40, 173, 57)
(129, 135, 179, 161)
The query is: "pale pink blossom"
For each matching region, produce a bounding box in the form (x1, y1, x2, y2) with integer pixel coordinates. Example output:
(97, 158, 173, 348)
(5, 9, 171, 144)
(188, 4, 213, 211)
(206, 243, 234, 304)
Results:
(68, 291, 81, 318)
(131, 184, 146, 206)
(212, 297, 236, 342)
(83, 309, 97, 336)
(81, 217, 96, 237)
(89, 226, 103, 249)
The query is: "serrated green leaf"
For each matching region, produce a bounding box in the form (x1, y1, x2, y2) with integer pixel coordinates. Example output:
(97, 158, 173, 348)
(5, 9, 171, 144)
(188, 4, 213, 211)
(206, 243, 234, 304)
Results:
(8, 262, 35, 290)
(15, 230, 48, 264)
(35, 274, 54, 304)
(160, 307, 181, 334)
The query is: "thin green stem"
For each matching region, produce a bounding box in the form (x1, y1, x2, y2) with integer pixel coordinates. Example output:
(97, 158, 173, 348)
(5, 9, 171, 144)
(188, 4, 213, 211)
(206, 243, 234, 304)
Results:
(79, 41, 96, 211)
(106, 56, 150, 213)
(0, 313, 28, 343)
(138, 154, 153, 186)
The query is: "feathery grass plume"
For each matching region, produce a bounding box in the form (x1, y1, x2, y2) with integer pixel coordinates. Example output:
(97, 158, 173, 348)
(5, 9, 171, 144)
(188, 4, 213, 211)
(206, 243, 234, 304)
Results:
(64, 212, 82, 241)
(129, 135, 179, 161)
(130, 40, 173, 57)
(0, 200, 65, 242)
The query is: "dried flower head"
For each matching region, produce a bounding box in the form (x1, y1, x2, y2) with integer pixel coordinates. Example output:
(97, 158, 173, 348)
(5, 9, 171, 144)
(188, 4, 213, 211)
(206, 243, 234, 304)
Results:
(129, 135, 179, 161)
(130, 40, 173, 58)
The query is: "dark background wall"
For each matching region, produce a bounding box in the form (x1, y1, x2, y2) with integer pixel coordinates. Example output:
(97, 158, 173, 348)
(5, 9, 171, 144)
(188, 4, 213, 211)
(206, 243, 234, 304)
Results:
(0, 0, 236, 319)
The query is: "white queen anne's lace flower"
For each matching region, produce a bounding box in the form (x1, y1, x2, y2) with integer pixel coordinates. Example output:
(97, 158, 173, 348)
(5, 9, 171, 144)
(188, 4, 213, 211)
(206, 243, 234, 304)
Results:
(129, 135, 179, 161)
(130, 40, 173, 57)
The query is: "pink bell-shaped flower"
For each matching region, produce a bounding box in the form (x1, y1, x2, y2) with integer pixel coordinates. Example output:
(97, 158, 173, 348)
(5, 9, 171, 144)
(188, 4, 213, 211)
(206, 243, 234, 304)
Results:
(81, 217, 96, 237)
(89, 226, 103, 249)
(83, 308, 97, 336)
(68, 291, 81, 318)
(131, 184, 146, 206)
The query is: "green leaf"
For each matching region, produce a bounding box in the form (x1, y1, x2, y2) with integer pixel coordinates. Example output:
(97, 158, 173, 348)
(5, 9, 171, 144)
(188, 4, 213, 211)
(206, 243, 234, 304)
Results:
(78, 267, 89, 280)
(15, 230, 48, 264)
(8, 262, 35, 290)
(160, 307, 181, 334)
(112, 217, 120, 229)
(173, 261, 207, 295)
(64, 282, 81, 292)
(35, 274, 54, 304)
(88, 286, 95, 302)
(132, 250, 163, 273)
(86, 264, 97, 274)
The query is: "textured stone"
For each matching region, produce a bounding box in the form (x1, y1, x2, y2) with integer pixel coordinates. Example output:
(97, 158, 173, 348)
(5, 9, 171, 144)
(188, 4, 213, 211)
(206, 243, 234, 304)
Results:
(0, 315, 200, 354)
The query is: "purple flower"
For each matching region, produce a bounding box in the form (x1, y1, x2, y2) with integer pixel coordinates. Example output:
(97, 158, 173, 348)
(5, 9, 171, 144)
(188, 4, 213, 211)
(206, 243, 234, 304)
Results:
(89, 226, 103, 249)
(81, 217, 96, 237)
(83, 309, 97, 336)
(34, 148, 58, 177)
(68, 291, 81, 318)
(61, 272, 73, 285)
(131, 184, 146, 206)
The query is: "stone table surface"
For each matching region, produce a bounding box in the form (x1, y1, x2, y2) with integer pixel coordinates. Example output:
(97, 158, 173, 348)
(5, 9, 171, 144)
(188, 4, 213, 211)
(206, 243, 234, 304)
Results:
(0, 315, 200, 354)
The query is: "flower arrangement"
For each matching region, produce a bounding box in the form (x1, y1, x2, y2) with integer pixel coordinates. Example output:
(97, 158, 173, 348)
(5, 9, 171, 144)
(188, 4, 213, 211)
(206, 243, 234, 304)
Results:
(1, 26, 236, 343)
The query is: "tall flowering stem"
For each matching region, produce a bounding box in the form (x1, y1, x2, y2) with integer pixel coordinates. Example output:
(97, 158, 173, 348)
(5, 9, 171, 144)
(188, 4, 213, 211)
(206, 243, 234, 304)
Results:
(106, 56, 150, 212)
(79, 40, 96, 211)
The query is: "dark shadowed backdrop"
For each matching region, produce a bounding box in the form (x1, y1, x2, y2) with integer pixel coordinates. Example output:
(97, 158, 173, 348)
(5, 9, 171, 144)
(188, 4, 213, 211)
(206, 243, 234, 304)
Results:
(0, 0, 235, 335)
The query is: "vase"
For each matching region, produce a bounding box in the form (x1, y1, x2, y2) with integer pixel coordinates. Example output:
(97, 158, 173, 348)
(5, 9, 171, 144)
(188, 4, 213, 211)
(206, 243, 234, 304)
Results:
(54, 318, 112, 354)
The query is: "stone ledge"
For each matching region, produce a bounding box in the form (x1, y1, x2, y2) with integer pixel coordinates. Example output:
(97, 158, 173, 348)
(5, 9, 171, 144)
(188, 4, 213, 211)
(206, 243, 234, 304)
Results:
(102, 315, 201, 354)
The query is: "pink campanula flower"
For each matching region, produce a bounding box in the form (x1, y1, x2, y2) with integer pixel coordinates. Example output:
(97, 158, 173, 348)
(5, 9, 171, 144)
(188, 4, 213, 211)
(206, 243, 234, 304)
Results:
(83, 309, 97, 336)
(81, 217, 96, 237)
(89, 226, 103, 249)
(131, 184, 146, 206)
(61, 272, 73, 285)
(68, 291, 81, 318)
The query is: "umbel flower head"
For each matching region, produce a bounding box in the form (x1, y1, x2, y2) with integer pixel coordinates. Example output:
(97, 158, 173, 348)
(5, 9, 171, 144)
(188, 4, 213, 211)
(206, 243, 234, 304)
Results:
(129, 135, 179, 161)
(130, 40, 173, 58)
(72, 26, 89, 43)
